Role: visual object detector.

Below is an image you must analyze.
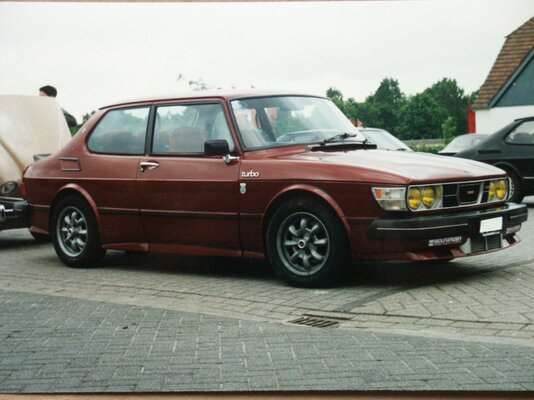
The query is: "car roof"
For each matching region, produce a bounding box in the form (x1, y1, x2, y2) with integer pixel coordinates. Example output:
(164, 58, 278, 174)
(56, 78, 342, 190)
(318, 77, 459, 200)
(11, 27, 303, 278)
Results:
(99, 90, 326, 110)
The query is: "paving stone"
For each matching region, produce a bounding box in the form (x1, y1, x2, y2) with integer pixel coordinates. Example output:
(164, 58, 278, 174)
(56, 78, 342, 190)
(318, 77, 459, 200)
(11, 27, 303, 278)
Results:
(1, 203, 534, 391)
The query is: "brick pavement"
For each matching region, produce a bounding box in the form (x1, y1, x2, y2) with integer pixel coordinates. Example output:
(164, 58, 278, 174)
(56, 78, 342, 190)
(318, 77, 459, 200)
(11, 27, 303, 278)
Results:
(0, 199, 533, 391)
(1, 290, 534, 392)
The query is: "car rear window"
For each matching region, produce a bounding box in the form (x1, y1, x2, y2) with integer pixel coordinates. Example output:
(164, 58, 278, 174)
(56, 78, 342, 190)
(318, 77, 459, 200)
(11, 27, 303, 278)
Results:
(87, 107, 149, 155)
(505, 121, 534, 145)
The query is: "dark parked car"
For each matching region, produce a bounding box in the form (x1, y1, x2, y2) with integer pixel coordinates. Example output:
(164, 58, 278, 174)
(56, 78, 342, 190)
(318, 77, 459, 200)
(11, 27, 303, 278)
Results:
(455, 117, 534, 203)
(439, 133, 488, 156)
(22, 92, 528, 287)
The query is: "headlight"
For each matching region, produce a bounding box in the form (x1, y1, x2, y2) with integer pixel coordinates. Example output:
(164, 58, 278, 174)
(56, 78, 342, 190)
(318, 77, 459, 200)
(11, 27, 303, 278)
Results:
(408, 185, 443, 211)
(488, 179, 507, 202)
(408, 187, 422, 210)
(372, 187, 407, 211)
(488, 181, 496, 201)
(422, 186, 436, 208)
(495, 179, 507, 200)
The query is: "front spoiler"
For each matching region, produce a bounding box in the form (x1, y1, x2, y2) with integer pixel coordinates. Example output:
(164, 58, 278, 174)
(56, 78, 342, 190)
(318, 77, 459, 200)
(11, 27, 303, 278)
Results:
(0, 198, 31, 230)
(368, 203, 528, 241)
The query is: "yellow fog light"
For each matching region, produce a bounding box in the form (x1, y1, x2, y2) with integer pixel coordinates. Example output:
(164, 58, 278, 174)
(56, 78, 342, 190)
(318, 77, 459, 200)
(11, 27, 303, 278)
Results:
(488, 181, 496, 201)
(423, 186, 436, 208)
(408, 187, 422, 210)
(496, 179, 507, 200)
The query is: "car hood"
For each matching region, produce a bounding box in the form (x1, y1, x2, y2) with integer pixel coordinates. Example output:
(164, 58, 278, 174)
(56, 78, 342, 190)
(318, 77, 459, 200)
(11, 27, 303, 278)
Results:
(0, 95, 72, 188)
(253, 148, 505, 184)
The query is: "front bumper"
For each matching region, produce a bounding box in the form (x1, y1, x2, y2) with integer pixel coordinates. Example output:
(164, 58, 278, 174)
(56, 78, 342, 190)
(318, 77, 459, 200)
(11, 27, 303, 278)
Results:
(364, 203, 528, 260)
(368, 203, 527, 241)
(0, 198, 31, 230)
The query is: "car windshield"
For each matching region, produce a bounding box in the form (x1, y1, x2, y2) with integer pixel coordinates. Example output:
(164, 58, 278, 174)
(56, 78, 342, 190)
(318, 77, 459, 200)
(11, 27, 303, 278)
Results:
(442, 134, 486, 152)
(230, 96, 365, 150)
(359, 128, 411, 151)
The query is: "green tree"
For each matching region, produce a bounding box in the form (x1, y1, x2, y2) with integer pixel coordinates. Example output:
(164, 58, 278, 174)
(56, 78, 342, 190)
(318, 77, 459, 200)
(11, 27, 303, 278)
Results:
(441, 116, 457, 144)
(363, 78, 406, 134)
(424, 78, 468, 136)
(397, 92, 444, 140)
(368, 78, 405, 107)
(327, 77, 473, 140)
(326, 87, 345, 113)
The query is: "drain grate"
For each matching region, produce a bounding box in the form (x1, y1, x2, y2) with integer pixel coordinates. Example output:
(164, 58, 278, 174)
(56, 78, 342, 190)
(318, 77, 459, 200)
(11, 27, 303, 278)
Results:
(288, 316, 341, 328)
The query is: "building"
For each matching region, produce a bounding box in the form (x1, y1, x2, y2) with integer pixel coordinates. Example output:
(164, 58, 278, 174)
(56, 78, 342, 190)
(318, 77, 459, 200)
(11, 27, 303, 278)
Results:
(473, 17, 534, 133)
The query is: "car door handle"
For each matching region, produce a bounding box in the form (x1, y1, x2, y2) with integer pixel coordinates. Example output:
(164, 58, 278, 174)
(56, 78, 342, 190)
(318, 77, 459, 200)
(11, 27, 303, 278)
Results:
(140, 161, 159, 172)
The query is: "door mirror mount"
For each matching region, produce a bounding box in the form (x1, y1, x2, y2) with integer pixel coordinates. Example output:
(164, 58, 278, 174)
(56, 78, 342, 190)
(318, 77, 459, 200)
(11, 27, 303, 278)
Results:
(204, 140, 230, 156)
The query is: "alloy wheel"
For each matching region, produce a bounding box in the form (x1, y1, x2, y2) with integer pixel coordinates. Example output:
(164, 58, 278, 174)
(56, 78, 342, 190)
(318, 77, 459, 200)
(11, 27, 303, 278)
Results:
(277, 212, 330, 276)
(57, 206, 88, 257)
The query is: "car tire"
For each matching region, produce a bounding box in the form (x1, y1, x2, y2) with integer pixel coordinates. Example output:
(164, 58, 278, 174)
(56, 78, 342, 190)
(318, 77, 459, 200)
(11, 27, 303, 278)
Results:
(501, 168, 524, 203)
(266, 197, 349, 288)
(51, 195, 106, 268)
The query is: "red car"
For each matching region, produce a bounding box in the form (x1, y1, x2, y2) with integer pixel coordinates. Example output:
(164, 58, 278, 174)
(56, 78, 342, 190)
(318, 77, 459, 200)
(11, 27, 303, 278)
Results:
(23, 92, 528, 287)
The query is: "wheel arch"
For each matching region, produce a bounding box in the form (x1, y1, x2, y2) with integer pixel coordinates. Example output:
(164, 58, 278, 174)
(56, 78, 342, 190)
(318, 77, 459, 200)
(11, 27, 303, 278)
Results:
(493, 161, 521, 179)
(261, 185, 352, 258)
(49, 184, 101, 234)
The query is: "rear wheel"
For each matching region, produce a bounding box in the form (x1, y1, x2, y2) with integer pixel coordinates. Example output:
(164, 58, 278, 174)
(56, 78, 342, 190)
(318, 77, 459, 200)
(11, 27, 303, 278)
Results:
(51, 196, 105, 267)
(266, 197, 349, 288)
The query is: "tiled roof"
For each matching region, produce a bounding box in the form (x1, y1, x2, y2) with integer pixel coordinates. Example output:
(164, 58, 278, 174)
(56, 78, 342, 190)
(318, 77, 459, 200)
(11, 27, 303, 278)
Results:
(473, 17, 534, 110)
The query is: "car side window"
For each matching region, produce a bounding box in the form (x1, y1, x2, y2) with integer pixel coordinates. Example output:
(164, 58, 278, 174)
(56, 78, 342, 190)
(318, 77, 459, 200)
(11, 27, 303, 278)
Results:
(505, 121, 534, 145)
(87, 107, 149, 155)
(152, 103, 235, 155)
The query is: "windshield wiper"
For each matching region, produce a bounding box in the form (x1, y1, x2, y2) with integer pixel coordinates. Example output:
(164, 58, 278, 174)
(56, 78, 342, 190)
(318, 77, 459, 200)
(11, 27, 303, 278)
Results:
(319, 132, 358, 146)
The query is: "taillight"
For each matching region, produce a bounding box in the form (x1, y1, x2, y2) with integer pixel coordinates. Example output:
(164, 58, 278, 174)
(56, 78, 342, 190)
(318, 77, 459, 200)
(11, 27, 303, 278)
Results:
(21, 165, 30, 198)
(21, 181, 28, 198)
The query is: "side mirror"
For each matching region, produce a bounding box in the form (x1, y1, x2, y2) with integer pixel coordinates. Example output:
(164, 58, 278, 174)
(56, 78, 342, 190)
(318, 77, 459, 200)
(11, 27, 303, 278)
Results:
(205, 140, 230, 156)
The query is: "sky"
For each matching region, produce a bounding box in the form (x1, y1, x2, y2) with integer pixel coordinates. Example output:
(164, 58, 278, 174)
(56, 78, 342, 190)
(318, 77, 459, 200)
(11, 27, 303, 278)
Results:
(0, 0, 533, 121)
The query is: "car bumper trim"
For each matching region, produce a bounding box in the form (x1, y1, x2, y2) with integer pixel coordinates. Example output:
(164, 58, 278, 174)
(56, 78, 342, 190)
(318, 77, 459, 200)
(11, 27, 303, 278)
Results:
(0, 199, 31, 229)
(368, 203, 528, 241)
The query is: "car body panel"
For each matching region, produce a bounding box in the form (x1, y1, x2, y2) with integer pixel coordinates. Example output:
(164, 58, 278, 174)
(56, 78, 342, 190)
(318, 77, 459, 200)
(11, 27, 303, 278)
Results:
(137, 155, 241, 256)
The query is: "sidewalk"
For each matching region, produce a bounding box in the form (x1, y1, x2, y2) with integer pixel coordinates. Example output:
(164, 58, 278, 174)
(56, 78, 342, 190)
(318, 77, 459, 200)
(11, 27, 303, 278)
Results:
(1, 290, 533, 392)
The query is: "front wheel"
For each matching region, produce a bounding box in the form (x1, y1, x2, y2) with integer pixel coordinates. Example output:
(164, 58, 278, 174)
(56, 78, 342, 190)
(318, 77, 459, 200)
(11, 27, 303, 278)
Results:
(51, 196, 106, 268)
(266, 197, 349, 288)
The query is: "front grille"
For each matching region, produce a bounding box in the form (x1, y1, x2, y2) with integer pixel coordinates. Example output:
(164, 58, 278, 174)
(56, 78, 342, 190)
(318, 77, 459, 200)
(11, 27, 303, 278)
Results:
(436, 179, 501, 210)
(443, 184, 458, 208)
(485, 233, 502, 251)
(471, 233, 502, 253)
(458, 183, 481, 205)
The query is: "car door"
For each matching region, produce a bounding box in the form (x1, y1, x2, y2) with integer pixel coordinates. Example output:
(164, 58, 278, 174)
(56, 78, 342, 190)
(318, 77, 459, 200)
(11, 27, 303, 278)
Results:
(83, 106, 150, 245)
(137, 101, 242, 256)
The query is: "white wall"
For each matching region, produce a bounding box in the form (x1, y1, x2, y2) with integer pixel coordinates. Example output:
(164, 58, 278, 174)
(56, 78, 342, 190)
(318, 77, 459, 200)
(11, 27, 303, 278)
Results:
(475, 105, 534, 133)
